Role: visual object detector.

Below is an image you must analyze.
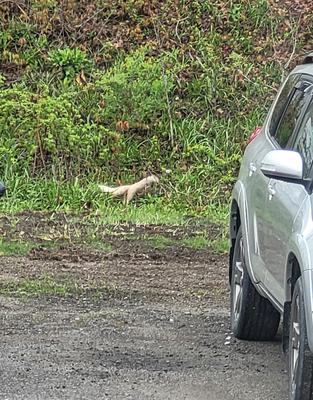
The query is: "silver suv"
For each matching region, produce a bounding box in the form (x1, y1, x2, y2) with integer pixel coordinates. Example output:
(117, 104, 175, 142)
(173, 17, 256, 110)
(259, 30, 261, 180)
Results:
(230, 53, 313, 400)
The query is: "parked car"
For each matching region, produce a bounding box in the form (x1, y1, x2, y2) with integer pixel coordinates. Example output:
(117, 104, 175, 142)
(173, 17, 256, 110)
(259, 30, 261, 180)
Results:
(229, 52, 313, 400)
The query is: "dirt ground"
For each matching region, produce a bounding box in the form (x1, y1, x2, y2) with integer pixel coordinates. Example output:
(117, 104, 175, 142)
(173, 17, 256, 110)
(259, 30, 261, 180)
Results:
(0, 213, 288, 400)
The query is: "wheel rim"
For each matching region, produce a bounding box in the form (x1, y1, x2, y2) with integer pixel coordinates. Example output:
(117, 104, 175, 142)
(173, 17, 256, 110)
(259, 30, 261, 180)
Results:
(232, 236, 244, 322)
(290, 294, 300, 398)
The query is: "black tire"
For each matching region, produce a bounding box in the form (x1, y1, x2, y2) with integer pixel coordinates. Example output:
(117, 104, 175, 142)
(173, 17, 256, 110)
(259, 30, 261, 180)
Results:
(230, 226, 280, 340)
(288, 278, 313, 400)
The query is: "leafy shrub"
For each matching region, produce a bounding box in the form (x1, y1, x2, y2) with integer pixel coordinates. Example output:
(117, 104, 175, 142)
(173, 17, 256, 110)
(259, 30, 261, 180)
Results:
(0, 0, 311, 215)
(96, 47, 174, 126)
(48, 47, 91, 81)
(0, 86, 120, 178)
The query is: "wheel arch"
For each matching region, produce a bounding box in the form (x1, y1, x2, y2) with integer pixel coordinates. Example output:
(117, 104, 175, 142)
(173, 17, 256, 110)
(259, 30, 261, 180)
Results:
(286, 252, 301, 302)
(229, 199, 241, 284)
(282, 253, 301, 353)
(230, 199, 241, 241)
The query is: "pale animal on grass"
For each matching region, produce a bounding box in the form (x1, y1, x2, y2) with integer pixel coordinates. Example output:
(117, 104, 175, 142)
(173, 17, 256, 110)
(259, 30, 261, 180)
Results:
(99, 175, 159, 204)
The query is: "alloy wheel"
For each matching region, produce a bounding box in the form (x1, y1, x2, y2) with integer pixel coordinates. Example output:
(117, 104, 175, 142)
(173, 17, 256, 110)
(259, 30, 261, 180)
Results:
(232, 237, 244, 322)
(290, 293, 300, 399)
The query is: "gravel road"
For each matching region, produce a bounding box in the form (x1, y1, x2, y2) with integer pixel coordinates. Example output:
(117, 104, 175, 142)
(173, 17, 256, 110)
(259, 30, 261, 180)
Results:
(0, 214, 288, 399)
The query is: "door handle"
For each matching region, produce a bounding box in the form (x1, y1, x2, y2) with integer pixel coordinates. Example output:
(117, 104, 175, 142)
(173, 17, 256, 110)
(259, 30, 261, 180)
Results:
(249, 163, 257, 176)
(268, 184, 276, 200)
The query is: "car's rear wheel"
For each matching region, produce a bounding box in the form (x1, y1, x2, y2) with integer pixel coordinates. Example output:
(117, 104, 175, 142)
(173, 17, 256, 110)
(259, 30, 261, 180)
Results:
(230, 226, 280, 340)
(288, 277, 313, 400)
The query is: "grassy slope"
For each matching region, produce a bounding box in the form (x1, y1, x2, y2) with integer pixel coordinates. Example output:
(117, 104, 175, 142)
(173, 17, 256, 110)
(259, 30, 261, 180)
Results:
(0, 1, 313, 222)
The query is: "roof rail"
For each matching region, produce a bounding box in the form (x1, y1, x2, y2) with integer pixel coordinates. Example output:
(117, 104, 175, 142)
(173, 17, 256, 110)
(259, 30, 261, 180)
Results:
(303, 52, 313, 64)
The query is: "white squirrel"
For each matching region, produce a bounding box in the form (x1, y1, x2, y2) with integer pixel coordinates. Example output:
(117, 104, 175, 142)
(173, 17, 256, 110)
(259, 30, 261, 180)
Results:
(99, 175, 159, 204)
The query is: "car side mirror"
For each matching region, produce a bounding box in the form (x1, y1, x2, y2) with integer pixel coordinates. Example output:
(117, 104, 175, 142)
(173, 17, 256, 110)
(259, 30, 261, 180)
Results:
(260, 150, 303, 181)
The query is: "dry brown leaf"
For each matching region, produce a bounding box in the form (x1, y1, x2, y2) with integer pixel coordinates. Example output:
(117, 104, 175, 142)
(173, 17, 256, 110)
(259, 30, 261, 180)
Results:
(116, 121, 130, 132)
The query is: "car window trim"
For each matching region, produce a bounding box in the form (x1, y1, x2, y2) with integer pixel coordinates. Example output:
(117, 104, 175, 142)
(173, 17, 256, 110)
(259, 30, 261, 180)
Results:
(270, 86, 299, 148)
(295, 76, 313, 192)
(298, 93, 313, 194)
(270, 77, 313, 150)
(288, 84, 313, 149)
(268, 74, 301, 143)
(267, 75, 313, 193)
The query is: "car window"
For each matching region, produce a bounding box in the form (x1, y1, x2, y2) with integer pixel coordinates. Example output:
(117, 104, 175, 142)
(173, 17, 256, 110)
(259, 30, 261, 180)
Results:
(293, 103, 313, 178)
(273, 88, 307, 148)
(269, 74, 300, 137)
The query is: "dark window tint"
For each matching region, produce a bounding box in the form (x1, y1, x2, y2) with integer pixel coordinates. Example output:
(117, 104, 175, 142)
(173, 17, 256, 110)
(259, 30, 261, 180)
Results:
(274, 89, 306, 148)
(269, 74, 299, 137)
(293, 103, 313, 178)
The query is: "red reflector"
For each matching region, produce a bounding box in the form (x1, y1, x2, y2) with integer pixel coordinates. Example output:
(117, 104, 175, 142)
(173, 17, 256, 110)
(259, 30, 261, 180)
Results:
(247, 126, 262, 145)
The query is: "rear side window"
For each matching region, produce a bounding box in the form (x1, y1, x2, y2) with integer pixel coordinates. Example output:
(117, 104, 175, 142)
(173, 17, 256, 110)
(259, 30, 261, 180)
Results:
(293, 103, 313, 178)
(269, 74, 299, 137)
(274, 89, 307, 148)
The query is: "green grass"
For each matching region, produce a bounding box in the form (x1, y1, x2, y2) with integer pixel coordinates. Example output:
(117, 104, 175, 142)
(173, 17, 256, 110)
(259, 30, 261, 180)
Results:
(0, 174, 230, 226)
(146, 235, 176, 249)
(0, 276, 77, 297)
(0, 239, 34, 256)
(181, 234, 229, 253)
(0, 276, 124, 298)
(209, 237, 229, 254)
(131, 232, 229, 253)
(182, 235, 210, 250)
(86, 239, 112, 252)
(0, 1, 307, 219)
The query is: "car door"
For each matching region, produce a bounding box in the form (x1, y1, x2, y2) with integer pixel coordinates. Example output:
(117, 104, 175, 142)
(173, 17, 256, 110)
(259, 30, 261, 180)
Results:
(245, 74, 301, 283)
(263, 179, 306, 305)
(245, 138, 274, 283)
(263, 80, 313, 305)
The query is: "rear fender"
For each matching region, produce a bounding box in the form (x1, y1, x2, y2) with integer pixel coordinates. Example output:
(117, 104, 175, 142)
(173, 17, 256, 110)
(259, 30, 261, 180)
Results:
(230, 180, 258, 284)
(285, 234, 313, 352)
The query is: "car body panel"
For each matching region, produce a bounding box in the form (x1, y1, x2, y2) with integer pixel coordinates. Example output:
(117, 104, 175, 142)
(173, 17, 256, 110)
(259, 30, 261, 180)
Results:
(263, 180, 306, 306)
(246, 133, 274, 284)
(230, 63, 313, 352)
